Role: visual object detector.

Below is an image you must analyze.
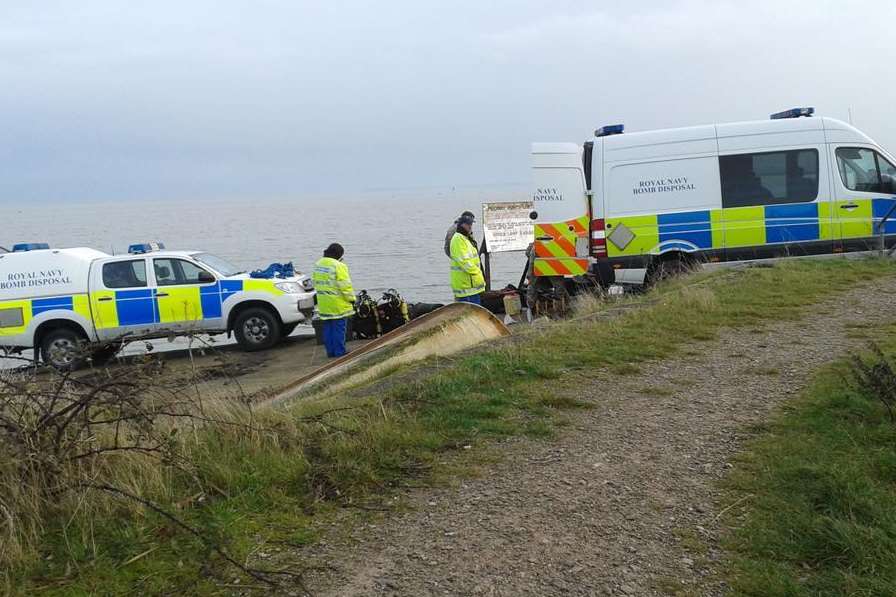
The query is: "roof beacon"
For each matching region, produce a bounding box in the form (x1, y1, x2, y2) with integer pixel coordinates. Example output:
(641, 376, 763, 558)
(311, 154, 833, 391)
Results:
(770, 107, 815, 120)
(12, 243, 50, 252)
(128, 242, 166, 255)
(595, 124, 625, 137)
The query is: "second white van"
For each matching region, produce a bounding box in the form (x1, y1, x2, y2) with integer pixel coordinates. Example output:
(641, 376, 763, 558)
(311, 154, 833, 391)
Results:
(530, 107, 896, 286)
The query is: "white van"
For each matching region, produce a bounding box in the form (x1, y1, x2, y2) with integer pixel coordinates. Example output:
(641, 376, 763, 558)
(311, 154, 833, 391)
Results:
(530, 108, 896, 286)
(0, 243, 316, 368)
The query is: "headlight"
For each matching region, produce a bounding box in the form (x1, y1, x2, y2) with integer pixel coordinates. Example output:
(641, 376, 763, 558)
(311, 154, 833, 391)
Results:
(301, 278, 314, 290)
(274, 282, 303, 294)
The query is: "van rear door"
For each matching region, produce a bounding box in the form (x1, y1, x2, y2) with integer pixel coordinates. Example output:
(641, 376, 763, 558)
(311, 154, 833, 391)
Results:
(530, 143, 591, 277)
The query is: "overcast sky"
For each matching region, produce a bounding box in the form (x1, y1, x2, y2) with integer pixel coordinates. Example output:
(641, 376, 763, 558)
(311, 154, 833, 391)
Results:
(1, 1, 894, 203)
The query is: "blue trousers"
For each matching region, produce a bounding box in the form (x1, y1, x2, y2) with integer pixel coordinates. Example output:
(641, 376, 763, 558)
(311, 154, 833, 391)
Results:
(455, 294, 482, 305)
(322, 318, 348, 358)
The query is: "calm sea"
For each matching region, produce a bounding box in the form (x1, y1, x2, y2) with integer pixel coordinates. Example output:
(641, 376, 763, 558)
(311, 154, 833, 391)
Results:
(1, 192, 529, 305)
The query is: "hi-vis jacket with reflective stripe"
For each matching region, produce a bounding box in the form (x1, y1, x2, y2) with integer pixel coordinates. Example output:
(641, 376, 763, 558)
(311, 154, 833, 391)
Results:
(312, 257, 355, 319)
(449, 232, 485, 298)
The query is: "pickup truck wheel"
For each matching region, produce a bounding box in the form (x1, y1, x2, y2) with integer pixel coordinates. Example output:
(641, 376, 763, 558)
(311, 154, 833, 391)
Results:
(41, 328, 87, 370)
(90, 342, 122, 367)
(234, 307, 281, 351)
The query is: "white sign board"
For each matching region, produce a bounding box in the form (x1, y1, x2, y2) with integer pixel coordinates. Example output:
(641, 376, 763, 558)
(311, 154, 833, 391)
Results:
(482, 201, 534, 253)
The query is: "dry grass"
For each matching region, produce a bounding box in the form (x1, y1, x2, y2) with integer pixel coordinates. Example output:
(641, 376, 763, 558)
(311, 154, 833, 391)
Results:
(0, 359, 304, 586)
(3, 257, 896, 594)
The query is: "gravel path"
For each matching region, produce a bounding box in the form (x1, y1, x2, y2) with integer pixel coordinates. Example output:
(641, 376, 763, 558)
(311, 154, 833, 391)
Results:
(291, 275, 896, 597)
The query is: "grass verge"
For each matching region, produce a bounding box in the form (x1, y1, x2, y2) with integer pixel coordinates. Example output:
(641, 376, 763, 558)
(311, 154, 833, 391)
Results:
(6, 257, 896, 595)
(721, 329, 896, 596)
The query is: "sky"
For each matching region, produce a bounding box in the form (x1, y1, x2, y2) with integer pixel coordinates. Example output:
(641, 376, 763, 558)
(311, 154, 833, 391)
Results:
(1, 0, 894, 203)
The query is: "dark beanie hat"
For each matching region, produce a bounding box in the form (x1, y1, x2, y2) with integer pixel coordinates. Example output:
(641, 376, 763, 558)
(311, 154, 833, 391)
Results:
(323, 243, 344, 259)
(458, 212, 475, 225)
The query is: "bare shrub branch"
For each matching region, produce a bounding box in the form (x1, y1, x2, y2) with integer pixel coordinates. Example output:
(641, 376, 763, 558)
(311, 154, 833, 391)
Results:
(0, 335, 297, 589)
(844, 342, 896, 423)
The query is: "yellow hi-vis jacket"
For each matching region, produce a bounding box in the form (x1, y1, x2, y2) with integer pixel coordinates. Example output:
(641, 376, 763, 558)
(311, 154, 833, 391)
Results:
(312, 257, 355, 319)
(449, 232, 485, 298)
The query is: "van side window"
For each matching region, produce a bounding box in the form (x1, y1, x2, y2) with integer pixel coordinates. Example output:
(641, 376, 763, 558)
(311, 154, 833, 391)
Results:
(0, 307, 24, 328)
(719, 149, 819, 209)
(837, 147, 896, 194)
(102, 260, 147, 289)
(881, 154, 896, 179)
(882, 154, 896, 193)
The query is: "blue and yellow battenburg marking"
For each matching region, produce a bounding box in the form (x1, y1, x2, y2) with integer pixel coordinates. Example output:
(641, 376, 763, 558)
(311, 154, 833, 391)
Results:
(0, 294, 91, 337)
(91, 280, 283, 328)
(0, 279, 284, 336)
(604, 197, 896, 257)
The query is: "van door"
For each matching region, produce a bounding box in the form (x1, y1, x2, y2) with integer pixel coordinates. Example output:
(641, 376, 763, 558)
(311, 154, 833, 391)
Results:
(151, 258, 222, 333)
(90, 257, 158, 341)
(830, 146, 896, 251)
(530, 143, 591, 277)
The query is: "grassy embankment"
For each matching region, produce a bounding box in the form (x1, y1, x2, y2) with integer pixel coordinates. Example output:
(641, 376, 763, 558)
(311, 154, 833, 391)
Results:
(722, 328, 896, 595)
(5, 258, 895, 595)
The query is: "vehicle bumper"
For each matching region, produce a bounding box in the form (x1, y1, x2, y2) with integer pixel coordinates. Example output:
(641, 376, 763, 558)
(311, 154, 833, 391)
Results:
(590, 260, 616, 286)
(590, 256, 649, 286)
(271, 291, 316, 324)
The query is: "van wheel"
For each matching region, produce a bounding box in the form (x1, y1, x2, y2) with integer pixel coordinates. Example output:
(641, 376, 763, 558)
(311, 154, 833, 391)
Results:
(648, 254, 693, 285)
(234, 307, 282, 351)
(41, 328, 87, 371)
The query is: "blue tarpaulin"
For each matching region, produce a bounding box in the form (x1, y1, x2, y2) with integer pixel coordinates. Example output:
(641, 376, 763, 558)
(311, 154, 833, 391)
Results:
(249, 262, 295, 279)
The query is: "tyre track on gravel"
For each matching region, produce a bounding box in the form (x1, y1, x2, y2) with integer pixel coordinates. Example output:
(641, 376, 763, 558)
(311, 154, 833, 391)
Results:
(293, 275, 896, 597)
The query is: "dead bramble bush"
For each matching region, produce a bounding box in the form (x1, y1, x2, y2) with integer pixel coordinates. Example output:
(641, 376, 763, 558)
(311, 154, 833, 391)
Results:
(0, 345, 312, 589)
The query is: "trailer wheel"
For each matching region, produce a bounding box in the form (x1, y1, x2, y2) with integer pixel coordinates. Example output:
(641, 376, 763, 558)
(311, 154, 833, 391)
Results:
(40, 328, 88, 370)
(234, 307, 282, 351)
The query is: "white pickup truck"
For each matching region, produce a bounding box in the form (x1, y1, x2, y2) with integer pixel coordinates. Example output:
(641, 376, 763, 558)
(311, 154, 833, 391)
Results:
(0, 243, 316, 368)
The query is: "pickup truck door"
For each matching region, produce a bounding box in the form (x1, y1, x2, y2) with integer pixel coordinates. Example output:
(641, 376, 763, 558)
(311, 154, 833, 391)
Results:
(89, 257, 159, 341)
(150, 257, 222, 333)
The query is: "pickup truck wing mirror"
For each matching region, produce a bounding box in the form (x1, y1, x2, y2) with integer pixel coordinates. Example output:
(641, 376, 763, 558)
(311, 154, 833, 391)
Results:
(197, 271, 216, 283)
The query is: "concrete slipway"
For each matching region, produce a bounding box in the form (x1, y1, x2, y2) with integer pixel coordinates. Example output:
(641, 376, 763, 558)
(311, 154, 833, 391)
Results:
(14, 303, 512, 402)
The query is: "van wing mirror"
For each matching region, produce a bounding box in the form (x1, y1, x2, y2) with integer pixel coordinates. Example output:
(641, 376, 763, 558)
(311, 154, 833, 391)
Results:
(197, 270, 216, 283)
(883, 174, 896, 195)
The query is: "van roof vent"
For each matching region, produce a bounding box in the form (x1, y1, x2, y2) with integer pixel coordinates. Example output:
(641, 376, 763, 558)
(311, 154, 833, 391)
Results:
(595, 124, 624, 137)
(12, 243, 50, 252)
(770, 107, 814, 120)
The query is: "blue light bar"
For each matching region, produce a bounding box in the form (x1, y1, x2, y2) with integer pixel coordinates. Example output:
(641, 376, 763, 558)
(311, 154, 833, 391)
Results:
(12, 243, 50, 252)
(595, 124, 625, 137)
(770, 107, 815, 120)
(128, 242, 166, 254)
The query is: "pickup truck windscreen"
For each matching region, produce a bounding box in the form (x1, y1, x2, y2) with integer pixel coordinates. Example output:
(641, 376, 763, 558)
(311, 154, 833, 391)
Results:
(193, 253, 242, 277)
